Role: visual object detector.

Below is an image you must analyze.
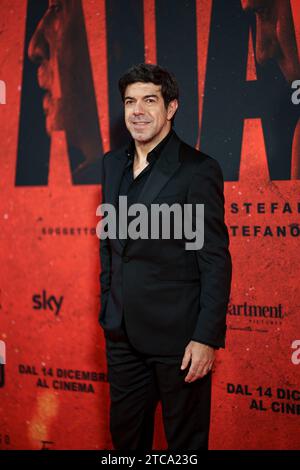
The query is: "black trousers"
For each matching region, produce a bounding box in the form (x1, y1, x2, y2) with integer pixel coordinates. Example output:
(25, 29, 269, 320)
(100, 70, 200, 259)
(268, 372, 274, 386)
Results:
(104, 320, 212, 451)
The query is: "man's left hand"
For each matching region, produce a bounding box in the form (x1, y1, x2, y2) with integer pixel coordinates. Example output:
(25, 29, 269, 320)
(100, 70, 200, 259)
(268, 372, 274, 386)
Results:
(180, 341, 215, 383)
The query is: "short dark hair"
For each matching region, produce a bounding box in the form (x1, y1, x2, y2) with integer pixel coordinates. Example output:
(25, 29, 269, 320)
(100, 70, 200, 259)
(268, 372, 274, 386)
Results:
(118, 63, 179, 125)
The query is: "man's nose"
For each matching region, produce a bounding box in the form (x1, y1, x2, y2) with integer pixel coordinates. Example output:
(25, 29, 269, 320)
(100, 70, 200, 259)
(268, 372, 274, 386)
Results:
(132, 101, 145, 115)
(28, 21, 49, 64)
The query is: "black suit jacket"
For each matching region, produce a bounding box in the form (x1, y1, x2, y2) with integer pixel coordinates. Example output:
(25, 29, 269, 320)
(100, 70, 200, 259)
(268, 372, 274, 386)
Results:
(99, 130, 232, 355)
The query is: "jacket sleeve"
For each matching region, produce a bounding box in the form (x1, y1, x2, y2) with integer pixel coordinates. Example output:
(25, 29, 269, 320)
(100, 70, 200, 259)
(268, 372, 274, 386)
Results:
(187, 157, 232, 349)
(99, 153, 112, 319)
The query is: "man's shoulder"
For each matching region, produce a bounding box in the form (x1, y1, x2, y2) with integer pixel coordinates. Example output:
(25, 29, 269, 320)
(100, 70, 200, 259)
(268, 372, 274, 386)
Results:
(179, 139, 223, 176)
(102, 145, 127, 165)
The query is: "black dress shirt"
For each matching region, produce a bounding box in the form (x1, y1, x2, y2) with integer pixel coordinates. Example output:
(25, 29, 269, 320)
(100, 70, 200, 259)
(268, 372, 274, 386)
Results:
(118, 128, 175, 202)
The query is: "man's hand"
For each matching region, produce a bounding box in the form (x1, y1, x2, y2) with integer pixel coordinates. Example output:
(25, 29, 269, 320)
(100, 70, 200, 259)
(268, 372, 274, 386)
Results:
(180, 341, 215, 383)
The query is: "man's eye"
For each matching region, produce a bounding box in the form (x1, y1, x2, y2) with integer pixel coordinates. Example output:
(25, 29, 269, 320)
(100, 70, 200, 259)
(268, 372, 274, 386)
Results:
(146, 99, 155, 103)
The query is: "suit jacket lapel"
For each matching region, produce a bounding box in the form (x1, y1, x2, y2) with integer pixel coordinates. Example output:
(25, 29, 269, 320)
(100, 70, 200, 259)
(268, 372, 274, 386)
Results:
(136, 131, 182, 207)
(105, 145, 128, 208)
(103, 147, 127, 250)
(121, 131, 182, 250)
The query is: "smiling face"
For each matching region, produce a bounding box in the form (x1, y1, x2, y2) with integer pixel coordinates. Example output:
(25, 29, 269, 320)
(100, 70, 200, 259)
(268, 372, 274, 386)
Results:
(241, 0, 300, 83)
(124, 82, 178, 144)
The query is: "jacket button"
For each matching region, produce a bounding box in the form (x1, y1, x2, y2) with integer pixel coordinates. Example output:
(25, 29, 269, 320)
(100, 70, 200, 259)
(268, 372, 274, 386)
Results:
(123, 256, 130, 263)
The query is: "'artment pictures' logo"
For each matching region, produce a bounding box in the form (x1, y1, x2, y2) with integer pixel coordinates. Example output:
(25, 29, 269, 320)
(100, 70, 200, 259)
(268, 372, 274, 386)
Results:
(227, 301, 286, 332)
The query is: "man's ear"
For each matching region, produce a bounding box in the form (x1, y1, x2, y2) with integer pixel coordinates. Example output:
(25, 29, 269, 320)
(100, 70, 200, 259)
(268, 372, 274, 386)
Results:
(167, 99, 179, 121)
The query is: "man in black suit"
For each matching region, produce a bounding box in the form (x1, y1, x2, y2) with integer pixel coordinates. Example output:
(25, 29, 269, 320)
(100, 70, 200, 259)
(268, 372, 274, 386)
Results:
(99, 63, 232, 451)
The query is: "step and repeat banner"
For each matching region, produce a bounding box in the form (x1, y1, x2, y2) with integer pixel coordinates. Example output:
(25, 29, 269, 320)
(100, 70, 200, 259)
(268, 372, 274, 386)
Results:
(0, 0, 299, 450)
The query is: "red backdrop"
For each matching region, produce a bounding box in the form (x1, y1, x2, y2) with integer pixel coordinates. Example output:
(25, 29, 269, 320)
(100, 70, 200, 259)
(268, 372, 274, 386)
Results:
(0, 0, 300, 450)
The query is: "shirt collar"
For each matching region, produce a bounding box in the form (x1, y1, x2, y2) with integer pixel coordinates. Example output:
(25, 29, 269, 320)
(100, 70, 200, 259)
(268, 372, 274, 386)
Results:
(126, 128, 174, 163)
